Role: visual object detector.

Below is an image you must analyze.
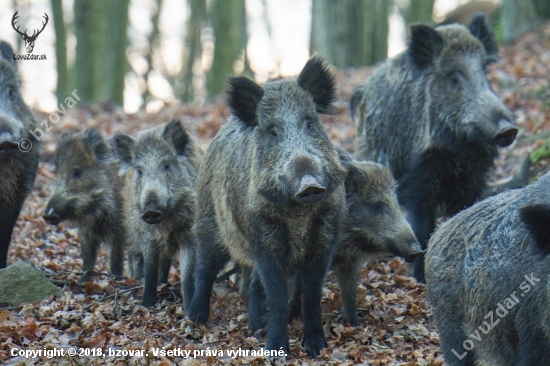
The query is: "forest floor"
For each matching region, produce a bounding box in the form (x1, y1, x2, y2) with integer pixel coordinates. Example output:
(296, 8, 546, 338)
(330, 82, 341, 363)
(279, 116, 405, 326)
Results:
(2, 23, 550, 366)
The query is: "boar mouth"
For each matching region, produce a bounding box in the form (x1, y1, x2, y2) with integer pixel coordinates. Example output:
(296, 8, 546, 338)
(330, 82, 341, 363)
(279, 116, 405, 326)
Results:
(294, 175, 327, 205)
(494, 121, 518, 147)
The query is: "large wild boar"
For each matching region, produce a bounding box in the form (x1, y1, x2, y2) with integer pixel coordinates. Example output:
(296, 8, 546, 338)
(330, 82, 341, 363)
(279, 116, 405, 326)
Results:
(426, 172, 550, 366)
(43, 129, 125, 281)
(113, 120, 200, 309)
(351, 14, 517, 282)
(188, 56, 346, 357)
(0, 41, 40, 268)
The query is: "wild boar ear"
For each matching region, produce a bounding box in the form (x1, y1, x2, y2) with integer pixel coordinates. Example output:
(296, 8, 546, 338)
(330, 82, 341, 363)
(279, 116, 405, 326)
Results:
(335, 145, 353, 166)
(408, 25, 444, 69)
(0, 41, 16, 66)
(83, 128, 111, 163)
(345, 161, 368, 195)
(519, 203, 550, 256)
(112, 133, 135, 174)
(468, 13, 499, 62)
(163, 119, 190, 156)
(227, 76, 264, 127)
(298, 56, 337, 115)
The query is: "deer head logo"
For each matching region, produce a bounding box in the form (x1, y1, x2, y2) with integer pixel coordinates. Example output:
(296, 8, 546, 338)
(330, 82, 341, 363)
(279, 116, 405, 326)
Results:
(11, 11, 49, 54)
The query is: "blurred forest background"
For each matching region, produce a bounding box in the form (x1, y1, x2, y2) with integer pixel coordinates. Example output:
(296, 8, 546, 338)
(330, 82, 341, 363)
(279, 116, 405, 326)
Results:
(0, 0, 549, 113)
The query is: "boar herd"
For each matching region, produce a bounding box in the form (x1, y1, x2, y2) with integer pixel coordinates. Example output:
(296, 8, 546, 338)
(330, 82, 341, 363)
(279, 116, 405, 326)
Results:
(1, 14, 548, 363)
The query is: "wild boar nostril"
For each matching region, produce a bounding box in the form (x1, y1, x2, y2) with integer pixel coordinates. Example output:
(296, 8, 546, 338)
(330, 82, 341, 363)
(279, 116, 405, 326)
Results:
(43, 214, 61, 226)
(295, 175, 327, 205)
(495, 128, 518, 147)
(494, 120, 518, 147)
(0, 140, 18, 153)
(142, 210, 164, 224)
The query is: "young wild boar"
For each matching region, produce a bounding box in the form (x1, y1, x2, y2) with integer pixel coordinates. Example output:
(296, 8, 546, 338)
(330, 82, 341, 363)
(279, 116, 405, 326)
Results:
(330, 149, 422, 326)
(113, 120, 200, 309)
(0, 41, 40, 268)
(188, 56, 346, 357)
(286, 149, 422, 326)
(43, 129, 125, 281)
(425, 172, 550, 366)
(351, 14, 517, 282)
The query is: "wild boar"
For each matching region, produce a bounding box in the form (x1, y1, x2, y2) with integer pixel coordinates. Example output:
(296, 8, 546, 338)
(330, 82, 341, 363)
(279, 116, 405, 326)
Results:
(188, 56, 346, 357)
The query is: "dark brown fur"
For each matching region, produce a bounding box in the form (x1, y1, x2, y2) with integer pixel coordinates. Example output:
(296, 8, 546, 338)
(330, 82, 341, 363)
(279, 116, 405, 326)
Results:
(0, 41, 40, 268)
(44, 129, 125, 281)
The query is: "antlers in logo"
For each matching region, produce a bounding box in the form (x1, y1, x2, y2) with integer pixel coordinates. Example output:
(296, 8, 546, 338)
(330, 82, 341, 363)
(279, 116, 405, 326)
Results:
(11, 11, 49, 54)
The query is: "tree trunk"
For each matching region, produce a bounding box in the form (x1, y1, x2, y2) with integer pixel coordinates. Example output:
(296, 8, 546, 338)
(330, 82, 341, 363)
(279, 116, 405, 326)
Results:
(400, 0, 434, 25)
(103, 0, 130, 106)
(365, 0, 391, 65)
(74, 0, 107, 102)
(500, 0, 540, 43)
(310, 0, 390, 68)
(533, 0, 550, 20)
(207, 0, 247, 98)
(310, 0, 349, 68)
(175, 0, 207, 102)
(51, 0, 68, 100)
(143, 0, 163, 103)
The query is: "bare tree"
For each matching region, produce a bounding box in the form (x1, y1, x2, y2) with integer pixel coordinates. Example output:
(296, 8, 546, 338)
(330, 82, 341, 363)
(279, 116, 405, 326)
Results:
(51, 0, 68, 99)
(500, 0, 540, 43)
(103, 0, 130, 106)
(311, 0, 391, 68)
(207, 0, 247, 98)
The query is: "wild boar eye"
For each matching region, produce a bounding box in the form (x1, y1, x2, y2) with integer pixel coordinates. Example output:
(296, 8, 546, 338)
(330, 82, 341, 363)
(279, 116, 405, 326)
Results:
(136, 167, 143, 176)
(448, 72, 462, 89)
(270, 129, 278, 137)
(370, 201, 386, 215)
(8, 87, 17, 99)
(164, 163, 171, 172)
(72, 169, 83, 180)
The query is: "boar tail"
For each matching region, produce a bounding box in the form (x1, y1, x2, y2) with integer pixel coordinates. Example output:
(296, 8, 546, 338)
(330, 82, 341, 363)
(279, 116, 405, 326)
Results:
(349, 86, 366, 123)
